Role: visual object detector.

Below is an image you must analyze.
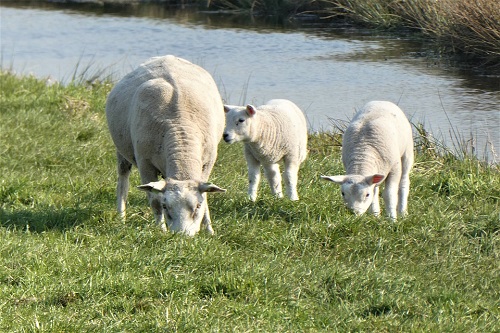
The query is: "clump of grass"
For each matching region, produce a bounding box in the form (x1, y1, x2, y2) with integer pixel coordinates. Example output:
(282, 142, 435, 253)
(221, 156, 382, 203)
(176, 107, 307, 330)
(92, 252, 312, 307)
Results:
(393, 0, 500, 64)
(1, 71, 499, 331)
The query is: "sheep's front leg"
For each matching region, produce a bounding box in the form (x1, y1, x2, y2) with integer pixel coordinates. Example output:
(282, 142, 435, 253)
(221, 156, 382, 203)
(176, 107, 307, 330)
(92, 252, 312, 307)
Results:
(263, 163, 283, 199)
(244, 149, 261, 201)
(138, 162, 166, 231)
(370, 185, 381, 216)
(116, 152, 132, 219)
(201, 199, 214, 235)
(283, 160, 300, 200)
(148, 195, 167, 232)
(383, 173, 400, 220)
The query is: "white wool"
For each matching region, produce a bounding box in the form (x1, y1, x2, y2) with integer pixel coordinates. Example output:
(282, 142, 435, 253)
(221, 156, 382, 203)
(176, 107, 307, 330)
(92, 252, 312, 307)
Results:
(322, 100, 414, 219)
(106, 55, 225, 236)
(223, 99, 308, 201)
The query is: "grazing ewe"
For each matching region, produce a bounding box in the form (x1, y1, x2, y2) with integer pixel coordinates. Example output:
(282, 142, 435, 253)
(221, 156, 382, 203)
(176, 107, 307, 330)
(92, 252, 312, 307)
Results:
(321, 100, 414, 219)
(223, 99, 308, 201)
(106, 55, 226, 236)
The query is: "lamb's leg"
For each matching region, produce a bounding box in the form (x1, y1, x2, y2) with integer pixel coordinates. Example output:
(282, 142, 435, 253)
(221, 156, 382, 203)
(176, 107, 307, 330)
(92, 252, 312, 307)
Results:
(116, 152, 132, 219)
(398, 151, 414, 217)
(383, 171, 400, 220)
(244, 148, 261, 201)
(283, 160, 300, 201)
(137, 163, 166, 231)
(370, 185, 381, 216)
(263, 163, 283, 198)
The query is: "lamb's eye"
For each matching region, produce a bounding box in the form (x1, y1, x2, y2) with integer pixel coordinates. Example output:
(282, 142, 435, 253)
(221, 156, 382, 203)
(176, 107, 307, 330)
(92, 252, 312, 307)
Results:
(365, 193, 370, 198)
(341, 192, 345, 197)
(238, 118, 245, 124)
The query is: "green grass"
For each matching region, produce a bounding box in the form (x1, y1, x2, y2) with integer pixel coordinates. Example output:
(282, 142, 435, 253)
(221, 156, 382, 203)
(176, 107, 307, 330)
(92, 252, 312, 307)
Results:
(1, 71, 499, 332)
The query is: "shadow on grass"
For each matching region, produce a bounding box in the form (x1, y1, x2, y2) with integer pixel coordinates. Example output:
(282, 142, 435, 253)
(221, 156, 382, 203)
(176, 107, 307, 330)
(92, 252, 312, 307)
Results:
(0, 206, 91, 232)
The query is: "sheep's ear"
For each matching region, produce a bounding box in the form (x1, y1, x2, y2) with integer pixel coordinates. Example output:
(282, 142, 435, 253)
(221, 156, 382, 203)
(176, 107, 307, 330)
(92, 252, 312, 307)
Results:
(199, 182, 226, 193)
(223, 105, 232, 113)
(321, 175, 346, 185)
(367, 174, 385, 185)
(246, 105, 257, 117)
(137, 179, 167, 193)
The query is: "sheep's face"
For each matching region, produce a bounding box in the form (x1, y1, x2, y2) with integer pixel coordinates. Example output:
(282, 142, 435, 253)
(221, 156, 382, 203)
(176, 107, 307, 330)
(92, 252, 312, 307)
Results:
(138, 179, 225, 236)
(321, 174, 384, 215)
(223, 104, 257, 143)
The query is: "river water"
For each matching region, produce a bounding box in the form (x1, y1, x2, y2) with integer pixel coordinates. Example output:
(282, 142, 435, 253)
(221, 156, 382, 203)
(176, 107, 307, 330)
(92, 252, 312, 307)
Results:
(1, 3, 499, 162)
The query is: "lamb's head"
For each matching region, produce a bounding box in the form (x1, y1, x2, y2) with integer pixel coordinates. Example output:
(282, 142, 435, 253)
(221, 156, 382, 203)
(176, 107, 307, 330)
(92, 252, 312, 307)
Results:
(137, 178, 226, 236)
(321, 174, 384, 215)
(223, 104, 257, 143)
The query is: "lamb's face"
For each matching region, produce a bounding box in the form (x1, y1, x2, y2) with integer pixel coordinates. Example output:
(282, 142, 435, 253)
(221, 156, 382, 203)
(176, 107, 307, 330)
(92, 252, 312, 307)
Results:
(223, 105, 255, 143)
(339, 177, 376, 215)
(321, 174, 384, 216)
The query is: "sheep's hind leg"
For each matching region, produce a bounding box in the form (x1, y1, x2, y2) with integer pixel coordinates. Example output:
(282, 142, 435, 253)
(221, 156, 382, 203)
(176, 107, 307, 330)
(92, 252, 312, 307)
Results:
(116, 152, 132, 220)
(263, 163, 283, 199)
(398, 150, 413, 217)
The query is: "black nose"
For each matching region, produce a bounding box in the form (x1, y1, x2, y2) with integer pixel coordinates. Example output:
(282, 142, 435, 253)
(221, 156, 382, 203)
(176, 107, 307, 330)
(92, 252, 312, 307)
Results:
(223, 133, 229, 140)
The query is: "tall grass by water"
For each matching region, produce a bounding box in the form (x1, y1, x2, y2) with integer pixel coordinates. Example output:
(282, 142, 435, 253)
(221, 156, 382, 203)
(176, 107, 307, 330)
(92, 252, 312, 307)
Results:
(318, 0, 500, 66)
(211, 0, 500, 66)
(0, 71, 499, 331)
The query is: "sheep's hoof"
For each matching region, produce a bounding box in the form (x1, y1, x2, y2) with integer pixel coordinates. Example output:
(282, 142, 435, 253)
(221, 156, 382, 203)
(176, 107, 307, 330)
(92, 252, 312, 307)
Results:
(158, 223, 168, 232)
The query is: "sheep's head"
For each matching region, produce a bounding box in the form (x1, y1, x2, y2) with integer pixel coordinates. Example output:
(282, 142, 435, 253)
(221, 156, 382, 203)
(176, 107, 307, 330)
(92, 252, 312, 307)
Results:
(137, 179, 225, 236)
(222, 104, 257, 143)
(321, 174, 384, 215)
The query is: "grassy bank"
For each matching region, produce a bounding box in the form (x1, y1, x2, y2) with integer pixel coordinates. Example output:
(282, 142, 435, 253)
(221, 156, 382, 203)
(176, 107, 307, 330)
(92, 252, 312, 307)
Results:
(1, 72, 499, 331)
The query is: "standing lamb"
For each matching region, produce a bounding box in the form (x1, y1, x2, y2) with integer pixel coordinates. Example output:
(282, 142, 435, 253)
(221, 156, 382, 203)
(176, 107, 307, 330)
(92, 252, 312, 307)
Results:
(223, 99, 308, 201)
(106, 55, 226, 236)
(321, 100, 414, 219)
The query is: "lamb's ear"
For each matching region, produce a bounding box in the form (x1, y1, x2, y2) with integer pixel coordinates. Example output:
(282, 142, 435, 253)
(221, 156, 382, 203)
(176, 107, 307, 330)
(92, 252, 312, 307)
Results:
(367, 174, 385, 185)
(199, 182, 226, 193)
(246, 105, 257, 117)
(321, 175, 347, 185)
(137, 179, 167, 193)
(223, 105, 232, 113)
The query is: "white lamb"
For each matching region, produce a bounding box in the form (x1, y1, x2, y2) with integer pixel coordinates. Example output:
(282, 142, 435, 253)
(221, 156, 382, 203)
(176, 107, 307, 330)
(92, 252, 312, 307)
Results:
(223, 99, 308, 201)
(105, 55, 226, 236)
(321, 100, 414, 219)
